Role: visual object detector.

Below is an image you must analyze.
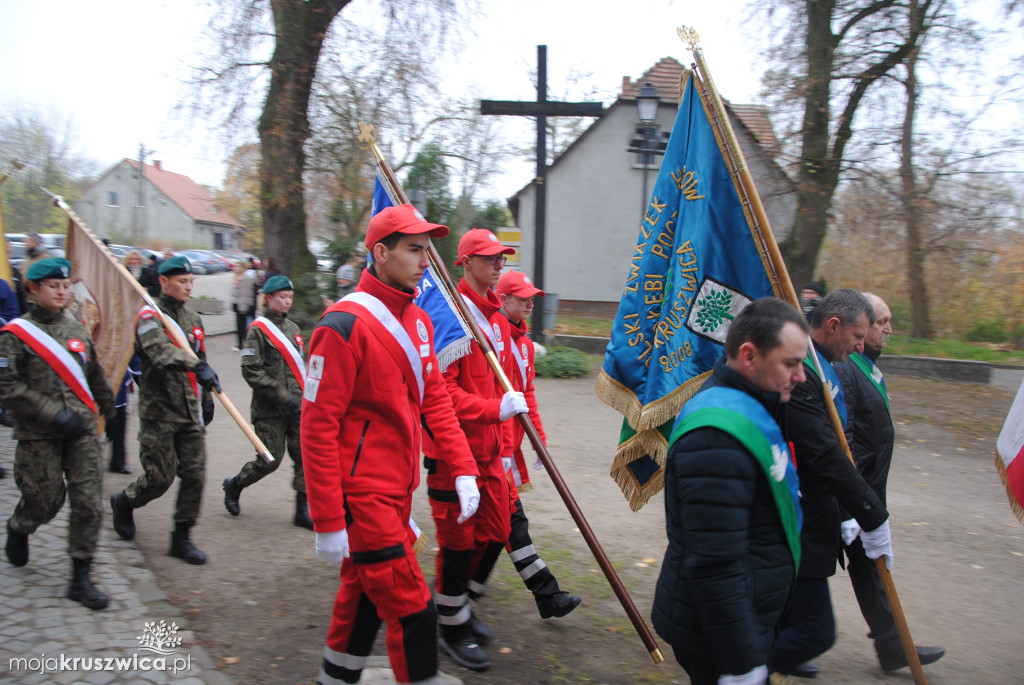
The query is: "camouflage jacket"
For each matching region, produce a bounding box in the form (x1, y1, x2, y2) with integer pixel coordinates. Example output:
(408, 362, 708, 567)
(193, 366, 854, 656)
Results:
(0, 305, 115, 440)
(135, 294, 209, 424)
(241, 309, 304, 419)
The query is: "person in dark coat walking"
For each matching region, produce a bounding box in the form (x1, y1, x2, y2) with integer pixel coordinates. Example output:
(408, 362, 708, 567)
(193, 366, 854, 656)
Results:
(772, 289, 893, 679)
(835, 293, 945, 673)
(652, 298, 809, 685)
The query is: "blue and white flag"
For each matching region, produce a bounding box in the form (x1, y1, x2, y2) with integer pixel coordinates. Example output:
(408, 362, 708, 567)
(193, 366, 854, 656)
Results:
(595, 71, 783, 510)
(370, 170, 473, 370)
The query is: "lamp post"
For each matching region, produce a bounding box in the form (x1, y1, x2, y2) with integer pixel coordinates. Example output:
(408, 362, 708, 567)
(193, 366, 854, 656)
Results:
(628, 82, 663, 223)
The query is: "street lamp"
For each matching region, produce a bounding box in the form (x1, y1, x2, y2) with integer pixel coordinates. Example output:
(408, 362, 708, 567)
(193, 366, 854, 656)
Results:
(629, 82, 664, 224)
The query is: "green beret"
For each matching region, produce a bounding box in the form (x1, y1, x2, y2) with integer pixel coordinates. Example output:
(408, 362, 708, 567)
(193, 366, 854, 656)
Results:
(262, 275, 293, 295)
(158, 255, 192, 276)
(26, 257, 71, 282)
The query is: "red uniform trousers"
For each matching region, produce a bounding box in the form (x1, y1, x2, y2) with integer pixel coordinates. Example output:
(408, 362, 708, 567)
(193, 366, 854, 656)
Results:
(319, 493, 436, 685)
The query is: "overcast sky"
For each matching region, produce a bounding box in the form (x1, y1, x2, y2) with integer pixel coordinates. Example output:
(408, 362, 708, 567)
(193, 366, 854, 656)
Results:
(0, 0, 770, 198)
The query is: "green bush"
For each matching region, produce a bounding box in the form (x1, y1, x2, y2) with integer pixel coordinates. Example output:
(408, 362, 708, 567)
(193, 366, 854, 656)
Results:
(535, 346, 590, 378)
(964, 319, 1008, 343)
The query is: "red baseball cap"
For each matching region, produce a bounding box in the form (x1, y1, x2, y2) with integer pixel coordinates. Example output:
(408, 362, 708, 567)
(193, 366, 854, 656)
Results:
(457, 228, 516, 263)
(365, 205, 449, 250)
(497, 270, 544, 297)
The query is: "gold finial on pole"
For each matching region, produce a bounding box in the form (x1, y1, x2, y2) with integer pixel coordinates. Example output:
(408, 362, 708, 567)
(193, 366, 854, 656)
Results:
(677, 25, 701, 51)
(0, 158, 25, 188)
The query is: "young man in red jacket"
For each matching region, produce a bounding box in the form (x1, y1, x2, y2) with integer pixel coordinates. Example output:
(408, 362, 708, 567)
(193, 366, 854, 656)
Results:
(496, 270, 581, 619)
(301, 205, 481, 685)
(424, 228, 528, 671)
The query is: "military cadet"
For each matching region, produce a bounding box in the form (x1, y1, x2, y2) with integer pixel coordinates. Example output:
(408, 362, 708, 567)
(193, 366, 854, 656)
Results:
(495, 269, 581, 619)
(222, 274, 313, 529)
(109, 255, 221, 565)
(0, 258, 116, 609)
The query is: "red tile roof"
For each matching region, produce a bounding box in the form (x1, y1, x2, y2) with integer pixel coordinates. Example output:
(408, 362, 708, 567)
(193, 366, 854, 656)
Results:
(124, 159, 242, 228)
(620, 57, 781, 155)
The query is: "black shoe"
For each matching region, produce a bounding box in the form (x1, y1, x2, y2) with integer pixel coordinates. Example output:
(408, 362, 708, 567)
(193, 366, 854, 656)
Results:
(782, 662, 820, 678)
(293, 491, 314, 530)
(0, 408, 13, 427)
(168, 522, 207, 565)
(880, 645, 946, 672)
(5, 518, 28, 567)
(468, 613, 494, 646)
(0, 465, 6, 479)
(109, 466, 131, 475)
(67, 558, 108, 610)
(536, 590, 581, 619)
(110, 491, 135, 540)
(439, 626, 491, 671)
(223, 477, 242, 516)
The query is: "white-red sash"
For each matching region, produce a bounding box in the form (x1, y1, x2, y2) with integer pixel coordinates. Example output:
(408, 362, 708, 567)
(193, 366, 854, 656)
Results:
(509, 335, 529, 389)
(137, 305, 202, 424)
(250, 316, 306, 390)
(341, 292, 424, 404)
(2, 318, 97, 415)
(465, 299, 502, 355)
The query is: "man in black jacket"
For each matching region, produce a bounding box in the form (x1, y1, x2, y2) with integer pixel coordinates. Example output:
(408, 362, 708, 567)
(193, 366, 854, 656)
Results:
(772, 289, 893, 679)
(653, 298, 809, 685)
(835, 293, 945, 672)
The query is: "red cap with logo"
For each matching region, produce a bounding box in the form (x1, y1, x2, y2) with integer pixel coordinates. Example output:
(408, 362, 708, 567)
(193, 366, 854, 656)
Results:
(365, 205, 449, 250)
(496, 270, 544, 297)
(457, 228, 516, 263)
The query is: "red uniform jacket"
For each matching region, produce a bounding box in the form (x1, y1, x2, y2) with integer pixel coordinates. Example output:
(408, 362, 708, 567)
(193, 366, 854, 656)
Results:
(503, 317, 548, 491)
(424, 280, 514, 477)
(301, 269, 478, 533)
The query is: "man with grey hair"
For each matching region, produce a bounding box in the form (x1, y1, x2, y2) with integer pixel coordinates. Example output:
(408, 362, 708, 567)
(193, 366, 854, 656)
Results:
(772, 288, 892, 679)
(835, 293, 945, 672)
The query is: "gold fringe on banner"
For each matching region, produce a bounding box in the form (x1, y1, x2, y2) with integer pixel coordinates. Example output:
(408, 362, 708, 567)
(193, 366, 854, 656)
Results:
(995, 453, 1024, 524)
(609, 426, 669, 512)
(516, 482, 534, 495)
(594, 369, 710, 434)
(413, 532, 429, 555)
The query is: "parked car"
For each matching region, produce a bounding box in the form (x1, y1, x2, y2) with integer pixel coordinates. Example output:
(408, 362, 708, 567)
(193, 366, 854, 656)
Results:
(7, 241, 26, 273)
(176, 250, 223, 275)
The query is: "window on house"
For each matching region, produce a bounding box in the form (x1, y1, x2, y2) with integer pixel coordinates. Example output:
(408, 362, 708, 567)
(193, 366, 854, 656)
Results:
(134, 193, 145, 207)
(107, 192, 119, 207)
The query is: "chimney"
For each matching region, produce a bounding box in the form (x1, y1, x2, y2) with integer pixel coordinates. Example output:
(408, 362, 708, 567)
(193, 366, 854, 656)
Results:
(622, 76, 631, 95)
(153, 160, 162, 171)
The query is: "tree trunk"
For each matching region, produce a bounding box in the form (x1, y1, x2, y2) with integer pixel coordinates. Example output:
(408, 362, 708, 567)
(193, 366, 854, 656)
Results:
(259, 0, 349, 276)
(901, 1, 932, 338)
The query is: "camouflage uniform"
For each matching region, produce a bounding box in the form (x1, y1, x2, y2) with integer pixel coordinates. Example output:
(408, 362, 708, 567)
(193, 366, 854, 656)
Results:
(125, 293, 210, 523)
(0, 304, 114, 559)
(236, 309, 305, 490)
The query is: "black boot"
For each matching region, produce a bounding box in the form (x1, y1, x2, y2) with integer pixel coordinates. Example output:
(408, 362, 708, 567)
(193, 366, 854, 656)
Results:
(109, 491, 135, 540)
(168, 521, 207, 565)
(536, 590, 582, 619)
(293, 491, 314, 530)
(468, 612, 494, 646)
(223, 476, 242, 516)
(67, 558, 109, 610)
(5, 518, 28, 567)
(439, 623, 490, 671)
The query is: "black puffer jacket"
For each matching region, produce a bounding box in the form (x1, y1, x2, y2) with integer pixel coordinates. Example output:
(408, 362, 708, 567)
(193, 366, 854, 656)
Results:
(652, 359, 795, 676)
(835, 347, 894, 505)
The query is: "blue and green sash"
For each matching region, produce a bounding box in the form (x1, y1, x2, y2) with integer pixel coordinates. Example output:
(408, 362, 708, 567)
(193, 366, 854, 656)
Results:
(669, 386, 802, 571)
(803, 348, 847, 428)
(849, 352, 889, 412)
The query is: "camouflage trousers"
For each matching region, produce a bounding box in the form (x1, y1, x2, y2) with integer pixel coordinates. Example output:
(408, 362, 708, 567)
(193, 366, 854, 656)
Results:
(10, 433, 102, 560)
(236, 412, 305, 492)
(126, 419, 205, 523)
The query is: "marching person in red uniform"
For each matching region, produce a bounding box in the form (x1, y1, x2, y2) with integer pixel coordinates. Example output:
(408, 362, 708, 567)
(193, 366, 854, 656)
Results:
(301, 205, 480, 685)
(424, 229, 528, 671)
(495, 270, 581, 619)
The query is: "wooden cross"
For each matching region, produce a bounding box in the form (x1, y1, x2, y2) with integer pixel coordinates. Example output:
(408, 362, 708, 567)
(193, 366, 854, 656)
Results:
(481, 45, 603, 338)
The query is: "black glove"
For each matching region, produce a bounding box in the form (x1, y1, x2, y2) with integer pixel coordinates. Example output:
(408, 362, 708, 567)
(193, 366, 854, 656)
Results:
(51, 408, 87, 439)
(202, 397, 215, 425)
(194, 361, 221, 393)
(282, 395, 302, 414)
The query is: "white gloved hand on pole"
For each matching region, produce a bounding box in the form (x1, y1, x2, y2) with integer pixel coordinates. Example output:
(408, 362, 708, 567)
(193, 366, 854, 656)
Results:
(499, 391, 528, 420)
(718, 665, 769, 685)
(315, 529, 349, 566)
(502, 456, 513, 473)
(861, 519, 893, 570)
(455, 475, 480, 523)
(841, 518, 862, 546)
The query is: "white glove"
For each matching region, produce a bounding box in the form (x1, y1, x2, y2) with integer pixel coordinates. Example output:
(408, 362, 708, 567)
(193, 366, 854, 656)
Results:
(841, 518, 862, 546)
(455, 475, 480, 523)
(409, 516, 422, 539)
(315, 529, 349, 566)
(719, 665, 768, 685)
(502, 456, 513, 472)
(861, 520, 893, 570)
(499, 390, 528, 420)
